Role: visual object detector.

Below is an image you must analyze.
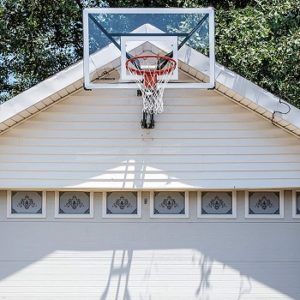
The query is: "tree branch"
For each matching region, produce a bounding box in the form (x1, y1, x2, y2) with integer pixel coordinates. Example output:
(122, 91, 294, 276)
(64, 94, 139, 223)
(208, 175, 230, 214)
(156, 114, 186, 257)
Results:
(74, 0, 83, 10)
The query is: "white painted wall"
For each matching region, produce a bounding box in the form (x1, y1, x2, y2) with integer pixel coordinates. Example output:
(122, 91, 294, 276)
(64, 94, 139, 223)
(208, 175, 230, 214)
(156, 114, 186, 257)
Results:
(0, 87, 300, 189)
(0, 190, 299, 300)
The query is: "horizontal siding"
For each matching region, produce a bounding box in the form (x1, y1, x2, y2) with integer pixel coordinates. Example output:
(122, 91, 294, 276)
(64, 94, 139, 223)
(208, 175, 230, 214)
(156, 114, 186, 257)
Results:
(37, 111, 262, 122)
(0, 154, 299, 163)
(1, 171, 300, 180)
(9, 128, 287, 139)
(1, 162, 300, 171)
(0, 136, 297, 146)
(1, 179, 300, 189)
(1, 145, 300, 155)
(16, 120, 274, 130)
(0, 87, 300, 189)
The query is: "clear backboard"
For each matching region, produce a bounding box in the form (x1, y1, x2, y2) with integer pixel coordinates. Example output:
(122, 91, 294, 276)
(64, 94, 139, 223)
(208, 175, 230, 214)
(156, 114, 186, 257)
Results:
(83, 8, 215, 90)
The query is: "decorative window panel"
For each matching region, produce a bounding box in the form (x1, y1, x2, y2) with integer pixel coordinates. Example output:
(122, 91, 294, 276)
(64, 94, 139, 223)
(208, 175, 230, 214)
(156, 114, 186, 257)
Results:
(56, 191, 93, 217)
(246, 191, 284, 218)
(198, 191, 236, 218)
(103, 192, 141, 218)
(151, 191, 189, 218)
(293, 191, 300, 218)
(8, 191, 45, 218)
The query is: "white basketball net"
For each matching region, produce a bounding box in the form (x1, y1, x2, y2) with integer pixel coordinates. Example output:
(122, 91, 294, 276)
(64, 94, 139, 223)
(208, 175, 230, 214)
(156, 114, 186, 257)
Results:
(126, 55, 176, 115)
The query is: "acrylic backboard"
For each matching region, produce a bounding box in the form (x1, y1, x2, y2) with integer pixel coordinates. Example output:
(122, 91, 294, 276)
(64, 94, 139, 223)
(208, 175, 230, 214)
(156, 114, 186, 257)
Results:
(83, 8, 215, 89)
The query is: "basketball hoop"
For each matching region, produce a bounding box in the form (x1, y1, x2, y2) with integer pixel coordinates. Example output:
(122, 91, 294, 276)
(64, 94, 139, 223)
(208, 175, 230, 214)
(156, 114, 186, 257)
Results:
(126, 55, 176, 114)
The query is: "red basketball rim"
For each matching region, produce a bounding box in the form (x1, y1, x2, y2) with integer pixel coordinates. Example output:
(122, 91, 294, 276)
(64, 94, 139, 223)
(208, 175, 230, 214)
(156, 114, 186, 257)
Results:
(125, 55, 177, 76)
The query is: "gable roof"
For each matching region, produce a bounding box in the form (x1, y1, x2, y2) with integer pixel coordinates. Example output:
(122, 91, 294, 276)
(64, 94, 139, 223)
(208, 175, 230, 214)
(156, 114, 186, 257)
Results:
(0, 24, 300, 137)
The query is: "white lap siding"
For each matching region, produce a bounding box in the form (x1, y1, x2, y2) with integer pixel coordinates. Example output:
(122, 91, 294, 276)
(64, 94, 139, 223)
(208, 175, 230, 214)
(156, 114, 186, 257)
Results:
(0, 88, 299, 190)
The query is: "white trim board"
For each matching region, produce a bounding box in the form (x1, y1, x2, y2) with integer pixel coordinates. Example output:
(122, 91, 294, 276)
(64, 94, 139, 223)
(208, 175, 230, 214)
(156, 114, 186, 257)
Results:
(84, 8, 214, 13)
(292, 190, 300, 219)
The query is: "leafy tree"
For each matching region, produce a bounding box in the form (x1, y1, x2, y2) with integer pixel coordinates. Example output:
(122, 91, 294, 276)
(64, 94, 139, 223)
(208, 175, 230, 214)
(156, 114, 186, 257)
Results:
(215, 0, 300, 107)
(0, 0, 299, 108)
(0, 0, 83, 101)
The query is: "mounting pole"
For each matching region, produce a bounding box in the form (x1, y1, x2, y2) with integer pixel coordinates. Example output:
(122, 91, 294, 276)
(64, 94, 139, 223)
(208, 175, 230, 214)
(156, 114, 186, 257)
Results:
(141, 112, 155, 129)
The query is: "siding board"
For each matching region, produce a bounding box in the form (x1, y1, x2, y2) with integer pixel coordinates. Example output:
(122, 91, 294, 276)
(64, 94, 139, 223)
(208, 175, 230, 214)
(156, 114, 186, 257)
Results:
(1, 162, 299, 172)
(0, 136, 297, 147)
(17, 120, 272, 131)
(8, 128, 287, 139)
(1, 145, 300, 155)
(36, 111, 262, 122)
(1, 179, 300, 189)
(1, 170, 300, 180)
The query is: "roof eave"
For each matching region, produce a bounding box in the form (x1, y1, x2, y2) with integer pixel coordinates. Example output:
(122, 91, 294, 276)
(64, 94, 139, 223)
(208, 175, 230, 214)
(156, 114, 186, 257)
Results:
(0, 23, 299, 137)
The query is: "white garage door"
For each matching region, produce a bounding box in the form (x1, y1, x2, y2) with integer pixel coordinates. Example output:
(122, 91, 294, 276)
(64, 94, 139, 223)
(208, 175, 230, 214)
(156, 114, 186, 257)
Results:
(0, 191, 299, 300)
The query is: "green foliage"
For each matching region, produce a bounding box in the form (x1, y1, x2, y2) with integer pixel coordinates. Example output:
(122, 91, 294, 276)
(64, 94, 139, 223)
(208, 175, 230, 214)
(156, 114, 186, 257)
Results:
(215, 0, 300, 107)
(0, 0, 83, 101)
(0, 0, 299, 107)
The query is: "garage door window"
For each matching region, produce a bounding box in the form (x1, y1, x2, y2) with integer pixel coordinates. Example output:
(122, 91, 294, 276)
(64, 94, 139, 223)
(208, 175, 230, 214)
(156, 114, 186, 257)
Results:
(197, 191, 236, 218)
(292, 191, 300, 218)
(55, 191, 93, 218)
(245, 191, 284, 218)
(7, 191, 46, 218)
(103, 192, 141, 218)
(150, 191, 189, 218)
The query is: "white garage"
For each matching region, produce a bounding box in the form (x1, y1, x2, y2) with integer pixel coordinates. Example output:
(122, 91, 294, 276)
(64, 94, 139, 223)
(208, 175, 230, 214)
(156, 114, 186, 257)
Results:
(0, 25, 300, 299)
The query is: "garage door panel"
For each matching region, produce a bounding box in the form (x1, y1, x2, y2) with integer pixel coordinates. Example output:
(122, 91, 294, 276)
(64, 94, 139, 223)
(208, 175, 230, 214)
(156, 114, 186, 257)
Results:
(0, 221, 299, 299)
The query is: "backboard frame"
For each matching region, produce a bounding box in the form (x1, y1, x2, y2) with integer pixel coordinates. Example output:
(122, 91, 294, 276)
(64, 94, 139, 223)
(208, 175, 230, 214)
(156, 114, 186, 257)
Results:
(120, 36, 179, 81)
(83, 7, 215, 89)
